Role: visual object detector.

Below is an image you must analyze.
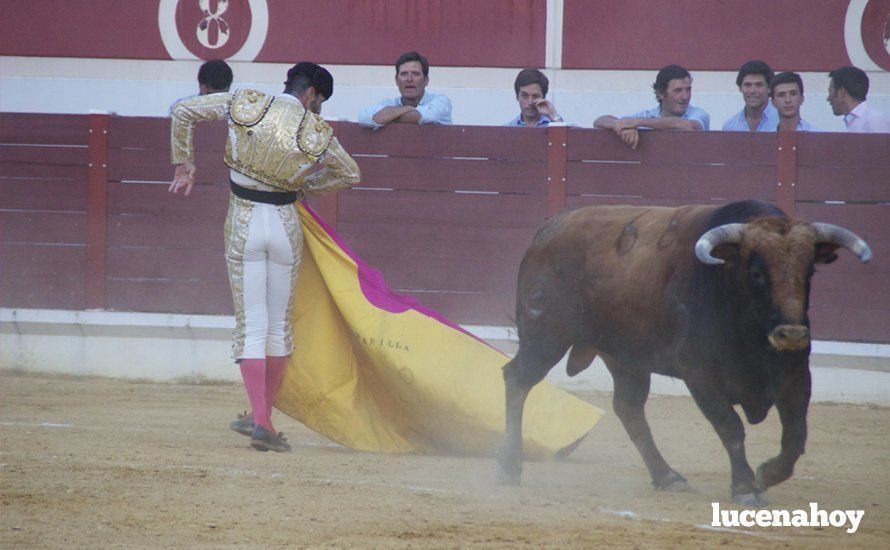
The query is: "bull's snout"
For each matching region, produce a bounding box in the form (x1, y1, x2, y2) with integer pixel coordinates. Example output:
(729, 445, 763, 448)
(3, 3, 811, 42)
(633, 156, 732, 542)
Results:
(768, 325, 810, 351)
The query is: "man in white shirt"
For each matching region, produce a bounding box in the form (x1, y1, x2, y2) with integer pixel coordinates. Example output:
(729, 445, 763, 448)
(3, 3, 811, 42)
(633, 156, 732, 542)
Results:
(357, 51, 452, 130)
(827, 66, 890, 133)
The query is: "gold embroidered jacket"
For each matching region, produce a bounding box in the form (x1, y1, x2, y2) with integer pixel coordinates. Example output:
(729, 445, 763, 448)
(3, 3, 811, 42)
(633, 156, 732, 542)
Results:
(170, 90, 360, 195)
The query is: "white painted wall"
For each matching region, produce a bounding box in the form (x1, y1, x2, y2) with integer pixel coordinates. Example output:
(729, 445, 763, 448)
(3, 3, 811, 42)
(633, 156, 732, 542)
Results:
(2, 308, 889, 404)
(3, 57, 889, 133)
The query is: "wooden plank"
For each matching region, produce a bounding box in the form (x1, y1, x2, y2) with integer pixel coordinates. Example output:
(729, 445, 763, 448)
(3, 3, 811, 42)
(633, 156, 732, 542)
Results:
(0, 178, 87, 212)
(0, 113, 89, 145)
(796, 133, 890, 168)
(407, 291, 517, 326)
(809, 306, 890, 344)
(353, 156, 547, 194)
(106, 181, 230, 216)
(108, 117, 227, 152)
(0, 244, 85, 310)
(107, 148, 230, 184)
(0, 211, 86, 244)
(546, 125, 567, 216)
(106, 247, 227, 281)
(566, 195, 732, 210)
(796, 167, 890, 202)
(337, 123, 549, 161)
(566, 163, 776, 201)
(85, 113, 109, 309)
(796, 203, 890, 244)
(351, 252, 522, 293)
(0, 144, 90, 179)
(568, 128, 777, 166)
(337, 189, 546, 228)
(104, 278, 233, 315)
(106, 214, 224, 250)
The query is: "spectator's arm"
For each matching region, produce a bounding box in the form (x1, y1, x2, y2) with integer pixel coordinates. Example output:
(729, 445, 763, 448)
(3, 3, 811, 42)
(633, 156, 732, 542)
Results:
(621, 116, 702, 131)
(358, 98, 398, 129)
(416, 94, 452, 125)
(594, 115, 619, 129)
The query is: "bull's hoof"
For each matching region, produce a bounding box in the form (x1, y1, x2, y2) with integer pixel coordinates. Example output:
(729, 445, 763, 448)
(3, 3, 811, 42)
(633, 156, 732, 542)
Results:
(756, 458, 793, 489)
(733, 491, 768, 508)
(495, 465, 522, 486)
(653, 470, 691, 492)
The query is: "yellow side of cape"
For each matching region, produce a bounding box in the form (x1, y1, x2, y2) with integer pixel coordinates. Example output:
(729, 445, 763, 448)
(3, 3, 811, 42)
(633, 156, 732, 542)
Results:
(274, 204, 604, 459)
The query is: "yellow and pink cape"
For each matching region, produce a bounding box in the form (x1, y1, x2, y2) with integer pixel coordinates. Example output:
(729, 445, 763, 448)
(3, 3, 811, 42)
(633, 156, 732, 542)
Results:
(274, 203, 603, 459)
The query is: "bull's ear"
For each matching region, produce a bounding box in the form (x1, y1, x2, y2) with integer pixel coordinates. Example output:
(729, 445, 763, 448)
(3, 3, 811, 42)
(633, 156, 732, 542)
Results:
(815, 243, 839, 264)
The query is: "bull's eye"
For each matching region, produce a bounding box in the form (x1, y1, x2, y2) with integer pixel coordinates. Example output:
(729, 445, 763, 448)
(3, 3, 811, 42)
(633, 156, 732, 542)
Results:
(749, 266, 767, 285)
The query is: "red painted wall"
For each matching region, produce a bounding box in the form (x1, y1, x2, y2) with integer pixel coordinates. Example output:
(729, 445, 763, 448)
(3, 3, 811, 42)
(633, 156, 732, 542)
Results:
(562, 0, 853, 71)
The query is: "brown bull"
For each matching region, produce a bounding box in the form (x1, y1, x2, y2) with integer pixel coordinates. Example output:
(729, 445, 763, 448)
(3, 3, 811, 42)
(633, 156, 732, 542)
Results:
(498, 200, 872, 506)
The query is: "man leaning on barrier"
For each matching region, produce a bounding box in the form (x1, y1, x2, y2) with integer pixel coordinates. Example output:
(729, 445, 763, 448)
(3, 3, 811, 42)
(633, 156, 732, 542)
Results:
(594, 64, 710, 149)
(357, 51, 452, 130)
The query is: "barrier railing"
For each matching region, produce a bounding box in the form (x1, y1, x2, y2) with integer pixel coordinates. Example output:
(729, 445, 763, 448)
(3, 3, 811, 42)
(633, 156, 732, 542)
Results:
(1, 113, 887, 342)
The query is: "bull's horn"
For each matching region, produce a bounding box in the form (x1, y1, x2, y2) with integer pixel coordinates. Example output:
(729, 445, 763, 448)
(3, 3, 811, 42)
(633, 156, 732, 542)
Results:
(695, 223, 746, 265)
(812, 223, 873, 263)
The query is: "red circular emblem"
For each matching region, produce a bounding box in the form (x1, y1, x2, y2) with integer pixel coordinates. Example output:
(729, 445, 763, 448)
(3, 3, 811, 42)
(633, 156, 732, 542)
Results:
(861, 0, 890, 70)
(174, 0, 252, 60)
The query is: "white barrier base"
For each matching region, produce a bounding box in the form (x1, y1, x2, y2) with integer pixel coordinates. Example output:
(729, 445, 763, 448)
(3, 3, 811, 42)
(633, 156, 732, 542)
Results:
(2, 308, 888, 404)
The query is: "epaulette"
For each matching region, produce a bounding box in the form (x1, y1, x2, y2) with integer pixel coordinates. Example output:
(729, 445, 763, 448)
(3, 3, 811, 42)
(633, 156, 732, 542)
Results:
(229, 89, 274, 127)
(296, 112, 334, 158)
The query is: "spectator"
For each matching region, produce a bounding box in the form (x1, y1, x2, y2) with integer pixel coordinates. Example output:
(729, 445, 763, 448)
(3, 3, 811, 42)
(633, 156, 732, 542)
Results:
(169, 59, 233, 115)
(722, 60, 778, 132)
(197, 59, 233, 94)
(506, 68, 563, 127)
(827, 66, 890, 133)
(770, 72, 817, 131)
(358, 51, 452, 129)
(594, 64, 709, 149)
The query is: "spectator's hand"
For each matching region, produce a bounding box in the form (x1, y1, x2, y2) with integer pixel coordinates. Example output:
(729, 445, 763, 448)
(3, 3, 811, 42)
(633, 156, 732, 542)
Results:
(619, 128, 640, 150)
(170, 161, 197, 196)
(533, 99, 562, 122)
(613, 118, 638, 134)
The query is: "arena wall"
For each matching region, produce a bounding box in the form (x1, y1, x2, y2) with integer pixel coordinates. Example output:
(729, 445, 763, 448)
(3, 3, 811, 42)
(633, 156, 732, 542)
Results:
(1, 114, 888, 343)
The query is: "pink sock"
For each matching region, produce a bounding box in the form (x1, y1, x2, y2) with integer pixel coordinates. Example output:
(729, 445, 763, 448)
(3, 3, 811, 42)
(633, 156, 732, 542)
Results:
(265, 356, 289, 421)
(240, 358, 273, 432)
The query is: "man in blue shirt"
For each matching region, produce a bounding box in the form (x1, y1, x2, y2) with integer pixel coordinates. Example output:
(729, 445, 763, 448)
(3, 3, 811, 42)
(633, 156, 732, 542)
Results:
(506, 68, 564, 127)
(358, 51, 452, 130)
(722, 60, 778, 132)
(770, 72, 818, 131)
(594, 64, 710, 149)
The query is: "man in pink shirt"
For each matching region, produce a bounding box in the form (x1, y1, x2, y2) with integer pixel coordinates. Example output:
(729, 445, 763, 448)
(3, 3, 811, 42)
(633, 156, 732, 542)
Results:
(827, 66, 890, 133)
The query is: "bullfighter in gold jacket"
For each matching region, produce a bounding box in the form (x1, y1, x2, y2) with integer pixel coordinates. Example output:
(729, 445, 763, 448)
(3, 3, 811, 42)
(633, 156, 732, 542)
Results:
(169, 62, 360, 453)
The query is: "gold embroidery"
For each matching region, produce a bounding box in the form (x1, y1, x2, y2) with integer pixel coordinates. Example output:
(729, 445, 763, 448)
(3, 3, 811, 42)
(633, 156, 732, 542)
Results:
(296, 112, 333, 158)
(277, 202, 304, 355)
(224, 194, 254, 360)
(229, 89, 274, 127)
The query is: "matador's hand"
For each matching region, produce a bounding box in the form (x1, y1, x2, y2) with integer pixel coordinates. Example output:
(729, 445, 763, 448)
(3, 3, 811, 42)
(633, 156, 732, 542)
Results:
(170, 161, 197, 196)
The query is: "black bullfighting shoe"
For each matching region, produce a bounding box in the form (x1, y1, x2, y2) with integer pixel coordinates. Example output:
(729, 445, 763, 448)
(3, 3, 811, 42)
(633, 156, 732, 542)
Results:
(250, 425, 292, 453)
(229, 411, 255, 437)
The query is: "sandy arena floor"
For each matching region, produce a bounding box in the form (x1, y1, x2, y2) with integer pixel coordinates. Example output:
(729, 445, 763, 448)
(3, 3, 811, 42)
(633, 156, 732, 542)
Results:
(1, 371, 888, 548)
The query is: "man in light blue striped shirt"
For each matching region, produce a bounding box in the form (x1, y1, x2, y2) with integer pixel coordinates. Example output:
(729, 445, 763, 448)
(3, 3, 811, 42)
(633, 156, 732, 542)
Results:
(722, 60, 778, 132)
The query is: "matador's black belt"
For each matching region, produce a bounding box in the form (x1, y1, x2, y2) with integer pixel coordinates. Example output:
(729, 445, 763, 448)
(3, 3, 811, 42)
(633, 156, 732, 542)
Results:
(229, 180, 298, 205)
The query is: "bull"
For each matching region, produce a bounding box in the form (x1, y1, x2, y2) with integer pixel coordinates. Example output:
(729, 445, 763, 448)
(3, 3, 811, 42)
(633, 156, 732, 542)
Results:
(498, 200, 872, 506)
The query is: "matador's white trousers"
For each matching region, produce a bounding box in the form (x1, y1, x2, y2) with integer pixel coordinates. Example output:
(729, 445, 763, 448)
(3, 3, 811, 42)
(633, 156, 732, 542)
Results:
(224, 194, 303, 360)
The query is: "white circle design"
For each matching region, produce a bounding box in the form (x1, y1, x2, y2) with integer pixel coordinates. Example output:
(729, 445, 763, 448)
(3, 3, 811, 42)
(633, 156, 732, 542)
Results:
(844, 0, 883, 71)
(158, 0, 268, 61)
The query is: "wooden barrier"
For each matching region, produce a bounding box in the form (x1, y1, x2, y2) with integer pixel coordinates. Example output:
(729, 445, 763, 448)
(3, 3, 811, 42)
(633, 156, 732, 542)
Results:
(1, 114, 887, 343)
